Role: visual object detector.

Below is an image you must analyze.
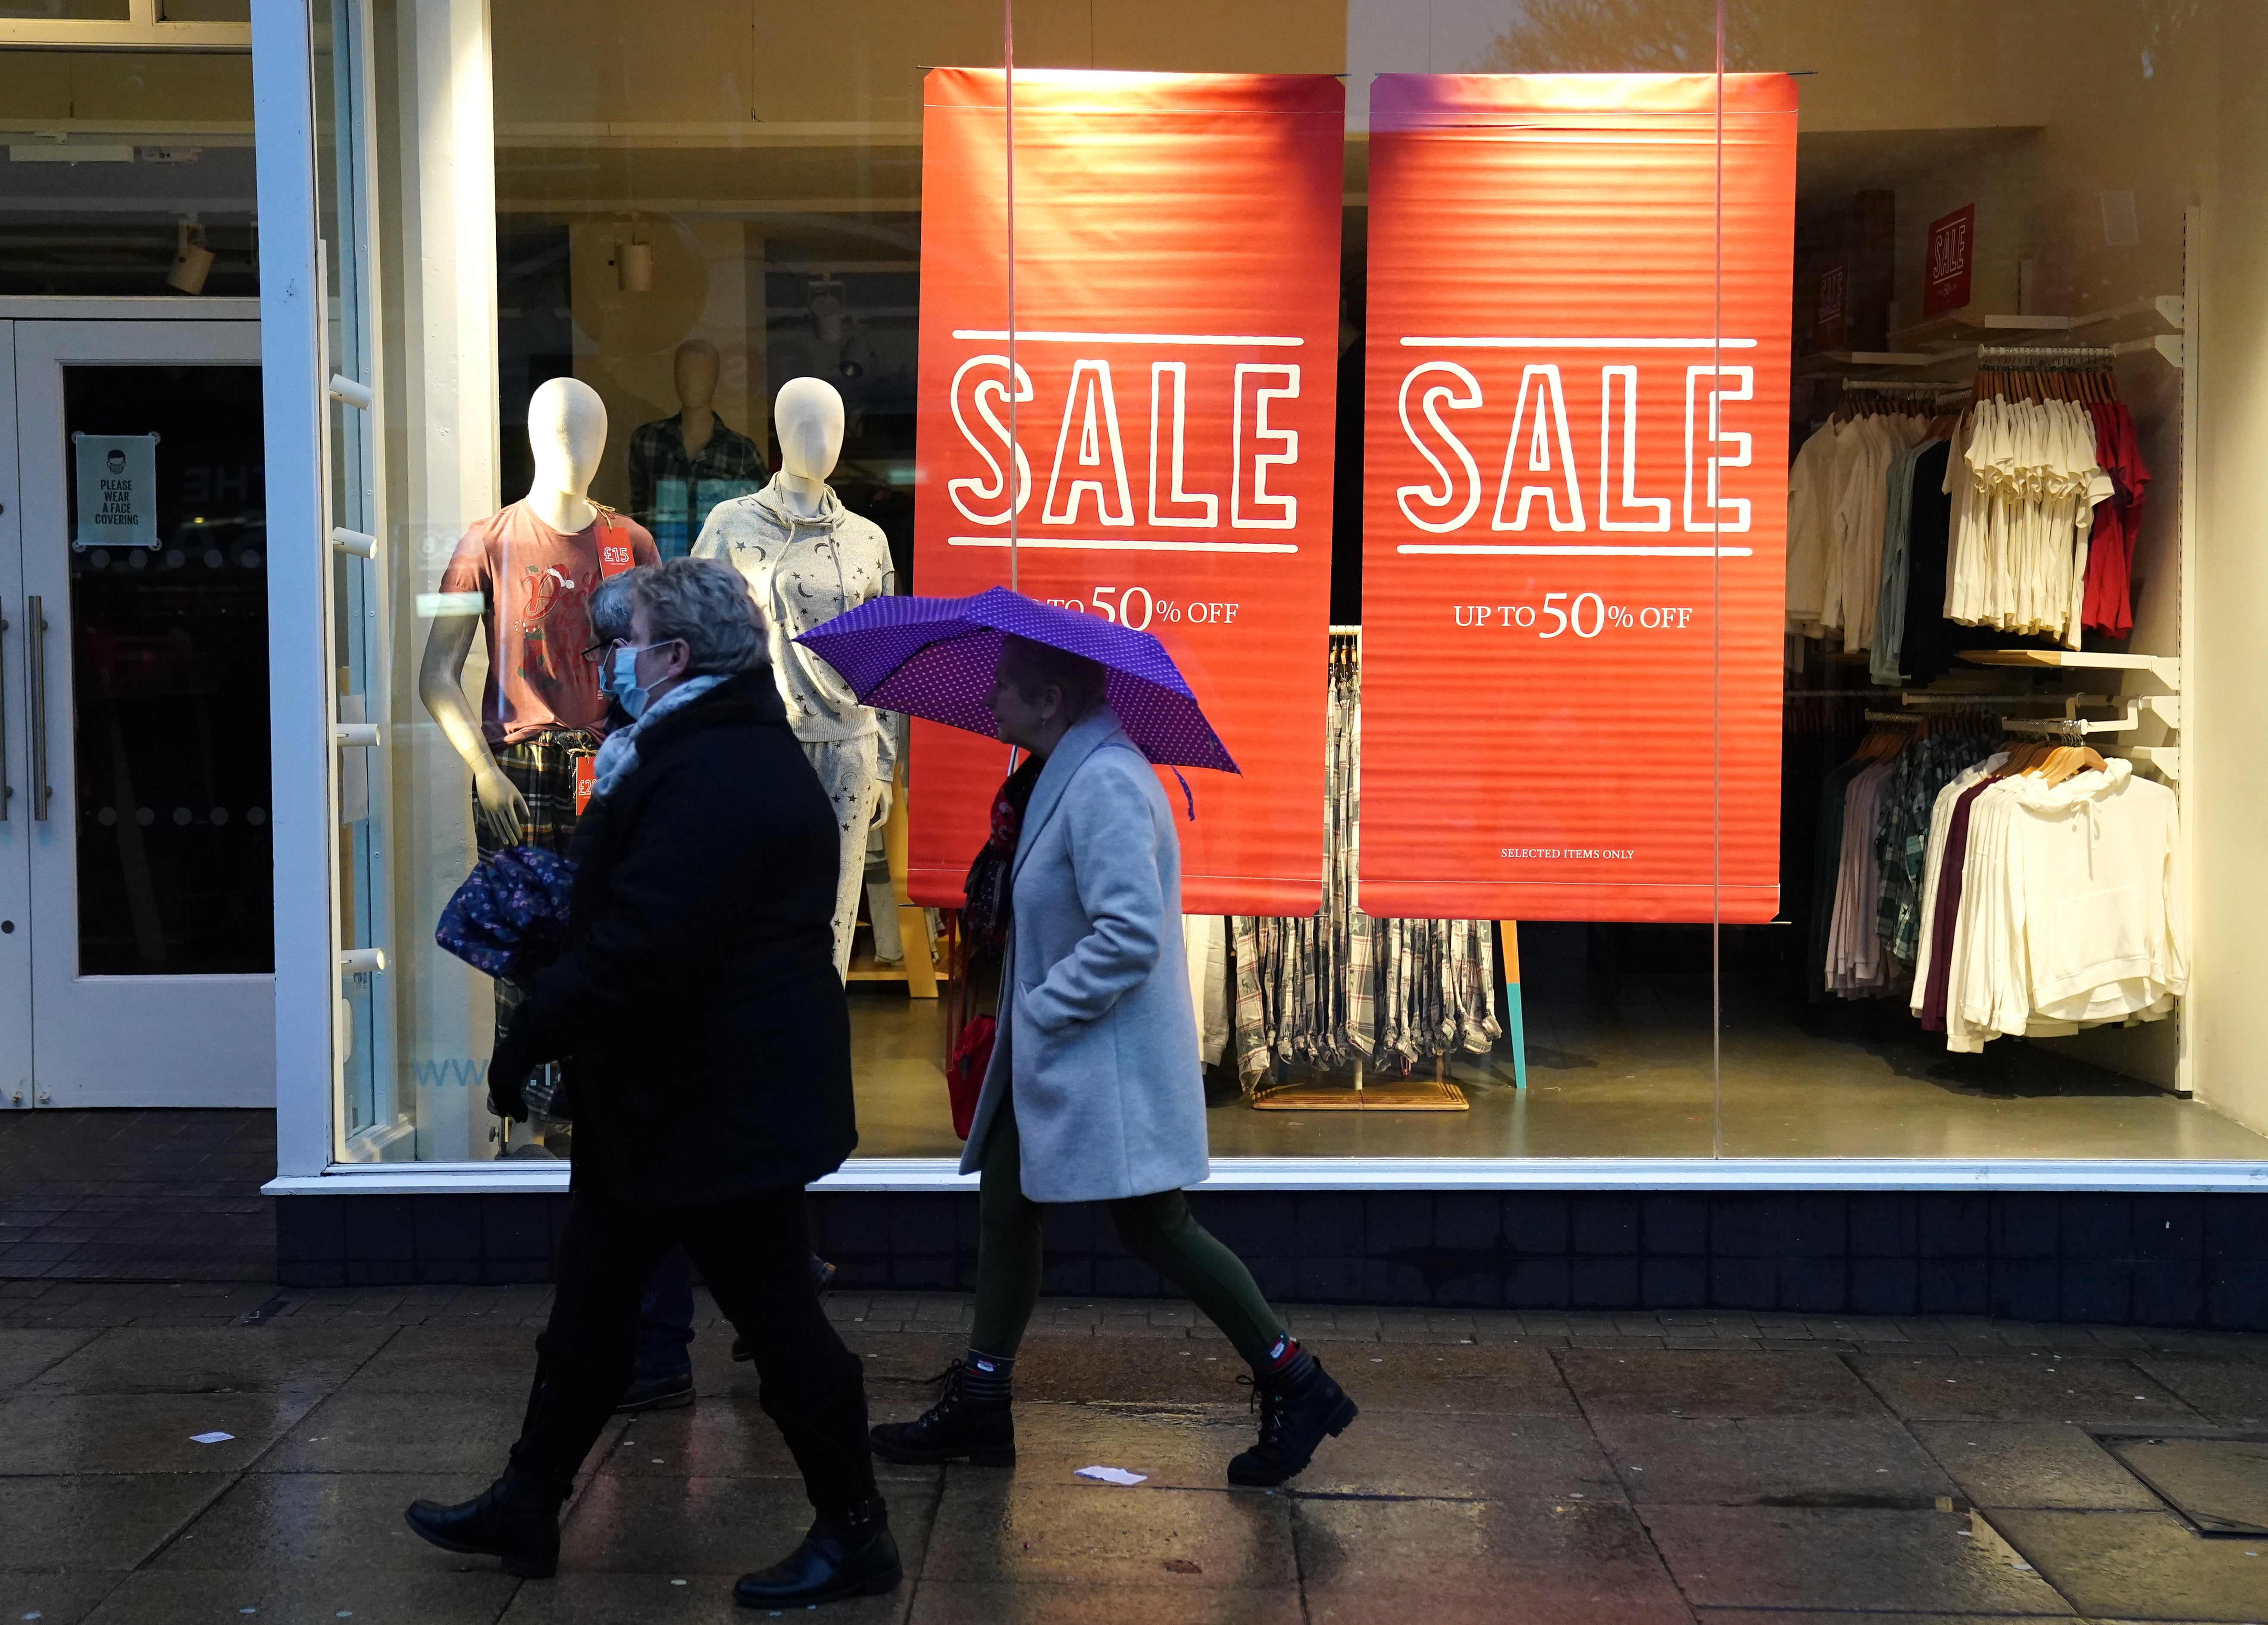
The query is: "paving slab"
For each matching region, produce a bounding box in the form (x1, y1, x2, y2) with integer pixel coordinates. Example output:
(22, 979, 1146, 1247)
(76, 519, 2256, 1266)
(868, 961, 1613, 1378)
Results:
(923, 1477, 1295, 1589)
(78, 1568, 521, 1624)
(1006, 1339, 1260, 1407)
(0, 1328, 100, 1394)
(1295, 1497, 1693, 1624)
(1990, 1508, 2268, 1621)
(1296, 1410, 1622, 1502)
(1557, 1349, 1889, 1418)
(1592, 1413, 1957, 1506)
(559, 1472, 934, 1588)
(501, 1569, 912, 1623)
(0, 1389, 319, 1475)
(1910, 1421, 2168, 1511)
(599, 1393, 942, 1486)
(0, 1473, 230, 1571)
(948, 1397, 1254, 1490)
(1850, 1355, 2201, 1424)
(1694, 1616, 2092, 1624)
(335, 1324, 542, 1396)
(23, 1325, 392, 1397)
(253, 1386, 534, 1475)
(906, 1580, 1305, 1623)
(147, 1471, 507, 1576)
(1301, 1340, 1581, 1415)
(1638, 1505, 2075, 1613)
(2134, 1356, 2268, 1426)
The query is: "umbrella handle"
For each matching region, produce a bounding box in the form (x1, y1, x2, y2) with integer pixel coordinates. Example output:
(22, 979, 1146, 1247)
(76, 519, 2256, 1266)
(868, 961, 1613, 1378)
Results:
(1171, 767, 1196, 822)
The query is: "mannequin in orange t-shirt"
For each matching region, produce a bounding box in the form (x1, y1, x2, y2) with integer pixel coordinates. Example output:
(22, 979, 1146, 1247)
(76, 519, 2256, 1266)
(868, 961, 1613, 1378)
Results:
(420, 378, 658, 1149)
(420, 377, 658, 853)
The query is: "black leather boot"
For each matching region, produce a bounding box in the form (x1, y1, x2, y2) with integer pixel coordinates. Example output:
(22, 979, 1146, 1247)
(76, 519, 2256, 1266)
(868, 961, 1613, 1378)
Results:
(404, 1465, 569, 1578)
(1227, 1348, 1358, 1487)
(867, 1356, 1015, 1466)
(732, 1494, 902, 1608)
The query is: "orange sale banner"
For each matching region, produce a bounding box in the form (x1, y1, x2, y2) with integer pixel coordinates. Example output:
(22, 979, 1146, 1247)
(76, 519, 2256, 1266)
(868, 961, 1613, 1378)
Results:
(1358, 74, 1797, 923)
(909, 69, 1343, 913)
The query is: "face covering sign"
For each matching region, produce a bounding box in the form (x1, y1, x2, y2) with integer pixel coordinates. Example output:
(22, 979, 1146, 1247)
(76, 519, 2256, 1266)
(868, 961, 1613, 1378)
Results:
(72, 432, 161, 550)
(1358, 74, 1798, 923)
(910, 69, 1342, 914)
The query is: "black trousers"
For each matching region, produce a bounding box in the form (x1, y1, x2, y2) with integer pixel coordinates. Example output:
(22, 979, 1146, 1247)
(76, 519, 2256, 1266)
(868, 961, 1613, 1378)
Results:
(509, 1184, 876, 1514)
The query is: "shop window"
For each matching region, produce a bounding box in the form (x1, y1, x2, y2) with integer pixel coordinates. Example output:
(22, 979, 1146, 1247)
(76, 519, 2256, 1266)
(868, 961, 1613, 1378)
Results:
(313, 0, 2262, 1169)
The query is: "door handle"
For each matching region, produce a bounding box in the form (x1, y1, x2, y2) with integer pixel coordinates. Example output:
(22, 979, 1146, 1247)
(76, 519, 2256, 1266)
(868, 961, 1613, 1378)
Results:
(26, 595, 49, 822)
(0, 598, 11, 820)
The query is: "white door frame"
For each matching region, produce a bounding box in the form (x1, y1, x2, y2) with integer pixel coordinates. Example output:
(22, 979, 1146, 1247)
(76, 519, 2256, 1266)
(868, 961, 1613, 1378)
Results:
(11, 317, 272, 1107)
(0, 307, 260, 1112)
(252, 0, 335, 1177)
(0, 321, 27, 1110)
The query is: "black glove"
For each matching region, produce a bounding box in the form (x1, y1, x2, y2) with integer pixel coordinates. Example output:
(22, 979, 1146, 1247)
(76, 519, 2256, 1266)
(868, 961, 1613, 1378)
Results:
(486, 1022, 536, 1122)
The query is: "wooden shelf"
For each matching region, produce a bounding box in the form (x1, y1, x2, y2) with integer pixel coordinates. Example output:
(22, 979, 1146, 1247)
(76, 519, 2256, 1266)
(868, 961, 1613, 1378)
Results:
(1893, 296, 2184, 352)
(1794, 349, 1942, 376)
(1958, 649, 2181, 691)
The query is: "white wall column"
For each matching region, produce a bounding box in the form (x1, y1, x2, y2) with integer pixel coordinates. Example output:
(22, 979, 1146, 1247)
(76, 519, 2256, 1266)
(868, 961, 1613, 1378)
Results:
(252, 0, 334, 1178)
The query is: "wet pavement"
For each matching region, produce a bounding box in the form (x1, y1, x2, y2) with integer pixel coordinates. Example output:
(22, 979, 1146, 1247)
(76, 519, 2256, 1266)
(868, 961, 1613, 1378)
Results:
(4, 1283, 2268, 1622)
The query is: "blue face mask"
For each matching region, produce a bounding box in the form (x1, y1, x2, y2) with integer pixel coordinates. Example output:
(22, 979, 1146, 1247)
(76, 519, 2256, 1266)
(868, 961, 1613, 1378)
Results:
(609, 643, 654, 719)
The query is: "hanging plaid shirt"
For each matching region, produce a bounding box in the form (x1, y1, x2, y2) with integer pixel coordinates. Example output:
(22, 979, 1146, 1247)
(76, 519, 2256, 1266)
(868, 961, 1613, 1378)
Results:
(626, 414, 768, 560)
(1875, 732, 1996, 964)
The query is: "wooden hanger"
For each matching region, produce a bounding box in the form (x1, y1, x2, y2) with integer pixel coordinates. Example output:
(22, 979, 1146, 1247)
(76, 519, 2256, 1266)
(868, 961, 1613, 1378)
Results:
(2040, 742, 2108, 786)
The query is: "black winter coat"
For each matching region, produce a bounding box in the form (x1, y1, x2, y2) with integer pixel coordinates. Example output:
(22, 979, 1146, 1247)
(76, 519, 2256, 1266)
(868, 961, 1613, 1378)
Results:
(515, 671, 856, 1206)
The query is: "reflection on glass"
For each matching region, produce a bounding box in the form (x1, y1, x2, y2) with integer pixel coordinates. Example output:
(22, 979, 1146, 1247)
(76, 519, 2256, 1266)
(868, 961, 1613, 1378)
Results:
(63, 365, 271, 976)
(0, 50, 257, 297)
(0, 0, 131, 17)
(337, 0, 2253, 1165)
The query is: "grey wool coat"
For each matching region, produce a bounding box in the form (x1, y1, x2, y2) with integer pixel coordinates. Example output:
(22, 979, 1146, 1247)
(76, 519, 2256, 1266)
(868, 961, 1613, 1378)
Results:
(957, 709, 1211, 1204)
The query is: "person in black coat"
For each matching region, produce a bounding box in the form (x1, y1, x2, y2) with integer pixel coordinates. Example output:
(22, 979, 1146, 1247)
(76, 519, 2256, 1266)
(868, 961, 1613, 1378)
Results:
(405, 557, 898, 1609)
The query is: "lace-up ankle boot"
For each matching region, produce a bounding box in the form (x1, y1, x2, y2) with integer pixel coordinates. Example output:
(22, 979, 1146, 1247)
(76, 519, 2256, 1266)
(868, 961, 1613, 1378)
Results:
(867, 1351, 1015, 1466)
(404, 1464, 570, 1578)
(732, 1493, 902, 1608)
(1227, 1340, 1358, 1487)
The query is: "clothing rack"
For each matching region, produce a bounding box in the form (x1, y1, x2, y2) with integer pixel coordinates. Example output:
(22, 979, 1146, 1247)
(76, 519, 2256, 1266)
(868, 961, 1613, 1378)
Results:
(1838, 378, 1961, 394)
(1974, 343, 2117, 369)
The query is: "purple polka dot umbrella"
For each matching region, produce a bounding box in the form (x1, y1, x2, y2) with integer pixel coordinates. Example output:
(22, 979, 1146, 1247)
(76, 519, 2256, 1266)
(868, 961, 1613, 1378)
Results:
(793, 586, 1239, 774)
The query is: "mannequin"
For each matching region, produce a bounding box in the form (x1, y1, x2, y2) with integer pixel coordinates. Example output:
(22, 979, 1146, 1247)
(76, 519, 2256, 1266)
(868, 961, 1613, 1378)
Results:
(422, 377, 658, 1135)
(693, 377, 897, 978)
(627, 339, 767, 559)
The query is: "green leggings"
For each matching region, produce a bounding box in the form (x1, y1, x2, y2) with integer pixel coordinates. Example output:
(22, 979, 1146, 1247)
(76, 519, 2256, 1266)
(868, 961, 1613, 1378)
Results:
(971, 1099, 1284, 1365)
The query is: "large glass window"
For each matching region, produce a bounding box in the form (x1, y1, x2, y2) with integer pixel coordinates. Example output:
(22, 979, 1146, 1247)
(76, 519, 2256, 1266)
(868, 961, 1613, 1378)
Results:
(322, 0, 2259, 1169)
(0, 49, 257, 296)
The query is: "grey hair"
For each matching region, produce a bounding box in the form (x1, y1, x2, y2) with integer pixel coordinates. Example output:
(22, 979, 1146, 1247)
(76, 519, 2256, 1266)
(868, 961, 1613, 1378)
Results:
(626, 557, 769, 676)
(999, 633, 1109, 720)
(587, 568, 638, 644)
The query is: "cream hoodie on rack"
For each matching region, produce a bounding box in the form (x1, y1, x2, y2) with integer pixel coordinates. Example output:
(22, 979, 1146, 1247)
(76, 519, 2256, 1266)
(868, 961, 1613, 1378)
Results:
(1942, 759, 2185, 1052)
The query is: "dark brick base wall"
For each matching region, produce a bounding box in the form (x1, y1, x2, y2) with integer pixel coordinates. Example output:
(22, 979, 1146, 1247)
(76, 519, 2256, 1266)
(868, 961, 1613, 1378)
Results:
(275, 1189, 2268, 1330)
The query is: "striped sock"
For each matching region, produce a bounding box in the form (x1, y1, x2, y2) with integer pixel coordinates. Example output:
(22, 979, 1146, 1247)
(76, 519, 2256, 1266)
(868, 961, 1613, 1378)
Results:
(961, 1349, 1015, 1405)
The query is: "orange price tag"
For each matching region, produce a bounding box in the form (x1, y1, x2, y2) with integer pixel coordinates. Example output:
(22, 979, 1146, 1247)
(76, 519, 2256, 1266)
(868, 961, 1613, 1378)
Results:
(573, 752, 597, 815)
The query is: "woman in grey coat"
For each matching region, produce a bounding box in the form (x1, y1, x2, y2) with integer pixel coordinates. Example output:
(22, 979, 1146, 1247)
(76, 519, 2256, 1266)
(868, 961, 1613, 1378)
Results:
(870, 636, 1357, 1487)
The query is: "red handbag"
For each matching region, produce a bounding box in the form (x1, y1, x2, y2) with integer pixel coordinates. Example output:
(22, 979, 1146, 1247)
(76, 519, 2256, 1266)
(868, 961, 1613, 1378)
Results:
(946, 1014, 995, 1141)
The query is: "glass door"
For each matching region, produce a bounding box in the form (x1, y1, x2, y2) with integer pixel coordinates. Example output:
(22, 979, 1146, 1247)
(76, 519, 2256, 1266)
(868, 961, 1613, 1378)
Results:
(8, 318, 273, 1106)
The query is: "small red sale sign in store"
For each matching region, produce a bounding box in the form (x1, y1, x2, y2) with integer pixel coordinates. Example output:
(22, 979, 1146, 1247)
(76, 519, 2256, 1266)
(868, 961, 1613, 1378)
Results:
(908, 69, 1343, 914)
(1924, 203, 1976, 319)
(1358, 74, 1797, 923)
